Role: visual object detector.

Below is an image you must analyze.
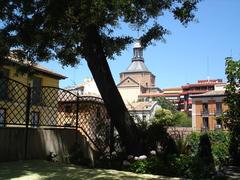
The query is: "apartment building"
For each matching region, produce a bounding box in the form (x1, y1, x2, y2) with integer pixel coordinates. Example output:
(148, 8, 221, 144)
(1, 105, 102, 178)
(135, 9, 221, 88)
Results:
(191, 90, 227, 131)
(179, 79, 225, 114)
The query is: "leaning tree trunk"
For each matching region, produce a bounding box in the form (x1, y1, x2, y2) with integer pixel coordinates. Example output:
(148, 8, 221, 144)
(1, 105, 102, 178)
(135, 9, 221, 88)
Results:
(82, 25, 141, 155)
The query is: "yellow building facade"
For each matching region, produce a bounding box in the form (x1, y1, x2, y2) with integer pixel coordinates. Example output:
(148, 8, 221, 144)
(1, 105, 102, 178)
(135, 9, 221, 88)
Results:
(0, 60, 66, 127)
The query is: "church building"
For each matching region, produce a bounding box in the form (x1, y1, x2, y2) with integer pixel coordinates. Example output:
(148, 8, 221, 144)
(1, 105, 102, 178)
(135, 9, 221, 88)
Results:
(117, 40, 161, 104)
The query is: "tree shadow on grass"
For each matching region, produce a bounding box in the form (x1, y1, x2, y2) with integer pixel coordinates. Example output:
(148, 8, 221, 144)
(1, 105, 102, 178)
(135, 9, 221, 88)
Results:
(0, 160, 176, 180)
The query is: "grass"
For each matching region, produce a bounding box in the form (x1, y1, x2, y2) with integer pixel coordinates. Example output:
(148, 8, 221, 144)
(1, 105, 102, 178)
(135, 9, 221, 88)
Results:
(0, 160, 182, 180)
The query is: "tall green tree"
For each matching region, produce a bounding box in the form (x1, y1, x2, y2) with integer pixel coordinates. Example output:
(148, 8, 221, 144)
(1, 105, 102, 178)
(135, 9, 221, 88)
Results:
(224, 57, 240, 164)
(0, 0, 199, 154)
(156, 97, 177, 113)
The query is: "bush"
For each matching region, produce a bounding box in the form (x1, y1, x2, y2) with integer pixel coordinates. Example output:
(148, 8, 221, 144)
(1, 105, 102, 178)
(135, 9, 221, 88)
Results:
(123, 131, 230, 179)
(126, 154, 193, 178)
(191, 134, 216, 179)
(173, 112, 192, 127)
(209, 131, 230, 167)
(185, 132, 201, 155)
(186, 131, 230, 168)
(146, 123, 178, 155)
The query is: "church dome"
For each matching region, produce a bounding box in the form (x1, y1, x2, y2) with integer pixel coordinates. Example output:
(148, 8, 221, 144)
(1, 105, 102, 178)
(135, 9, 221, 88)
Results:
(125, 61, 149, 72)
(123, 40, 149, 72)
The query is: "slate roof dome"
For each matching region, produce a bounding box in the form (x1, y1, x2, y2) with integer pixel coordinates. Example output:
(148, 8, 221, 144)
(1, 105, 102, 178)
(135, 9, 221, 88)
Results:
(124, 40, 150, 73)
(125, 60, 149, 72)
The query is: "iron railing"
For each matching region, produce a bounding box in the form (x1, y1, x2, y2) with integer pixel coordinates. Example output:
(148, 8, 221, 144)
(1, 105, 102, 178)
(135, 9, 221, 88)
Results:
(0, 76, 113, 154)
(201, 110, 209, 117)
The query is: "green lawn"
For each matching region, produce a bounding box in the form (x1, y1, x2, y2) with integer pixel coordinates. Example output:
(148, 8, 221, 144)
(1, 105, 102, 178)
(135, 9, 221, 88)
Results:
(0, 160, 182, 180)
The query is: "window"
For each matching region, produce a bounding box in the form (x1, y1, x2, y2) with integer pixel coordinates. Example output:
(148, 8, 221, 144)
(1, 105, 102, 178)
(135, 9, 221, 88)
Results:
(31, 77, 42, 105)
(0, 69, 9, 100)
(216, 102, 222, 114)
(64, 104, 72, 113)
(79, 88, 84, 95)
(202, 103, 208, 112)
(202, 117, 209, 129)
(0, 108, 6, 127)
(31, 111, 39, 127)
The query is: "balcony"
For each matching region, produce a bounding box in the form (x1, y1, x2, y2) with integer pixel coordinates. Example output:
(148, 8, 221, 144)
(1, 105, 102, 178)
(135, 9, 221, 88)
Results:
(201, 110, 209, 117)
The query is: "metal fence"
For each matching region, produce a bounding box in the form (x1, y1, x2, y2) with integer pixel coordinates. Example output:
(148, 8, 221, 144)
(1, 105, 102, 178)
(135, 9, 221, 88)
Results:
(0, 76, 112, 154)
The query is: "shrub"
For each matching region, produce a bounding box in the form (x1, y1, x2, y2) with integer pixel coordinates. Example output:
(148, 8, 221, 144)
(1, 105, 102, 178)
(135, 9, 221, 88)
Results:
(146, 123, 178, 155)
(153, 108, 175, 127)
(191, 134, 215, 179)
(173, 112, 192, 127)
(128, 159, 150, 174)
(126, 154, 193, 178)
(186, 131, 230, 168)
(185, 132, 201, 155)
(209, 131, 230, 167)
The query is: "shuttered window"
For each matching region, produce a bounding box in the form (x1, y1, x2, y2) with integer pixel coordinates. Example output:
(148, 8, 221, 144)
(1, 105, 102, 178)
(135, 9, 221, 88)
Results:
(32, 77, 42, 105)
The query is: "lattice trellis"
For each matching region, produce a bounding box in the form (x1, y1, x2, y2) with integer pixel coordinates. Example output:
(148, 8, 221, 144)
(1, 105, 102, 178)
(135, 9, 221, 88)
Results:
(0, 77, 28, 126)
(0, 76, 113, 153)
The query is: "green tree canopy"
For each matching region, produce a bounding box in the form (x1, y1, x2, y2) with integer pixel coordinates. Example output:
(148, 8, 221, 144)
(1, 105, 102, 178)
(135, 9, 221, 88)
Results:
(153, 108, 175, 126)
(223, 57, 240, 165)
(153, 108, 191, 127)
(174, 111, 192, 127)
(0, 0, 199, 62)
(0, 0, 200, 154)
(156, 97, 177, 113)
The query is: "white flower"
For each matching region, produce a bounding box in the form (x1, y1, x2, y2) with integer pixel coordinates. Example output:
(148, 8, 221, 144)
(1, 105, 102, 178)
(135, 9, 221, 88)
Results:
(138, 155, 147, 160)
(127, 155, 134, 160)
(150, 150, 156, 155)
(134, 156, 139, 160)
(111, 151, 117, 156)
(123, 160, 130, 166)
(156, 144, 163, 153)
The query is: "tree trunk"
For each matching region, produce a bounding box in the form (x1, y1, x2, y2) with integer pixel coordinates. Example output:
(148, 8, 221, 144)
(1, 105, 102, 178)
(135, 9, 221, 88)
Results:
(82, 25, 141, 155)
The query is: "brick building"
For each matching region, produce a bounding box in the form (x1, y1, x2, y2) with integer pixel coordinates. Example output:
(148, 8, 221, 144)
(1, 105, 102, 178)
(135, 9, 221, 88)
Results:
(191, 90, 227, 131)
(179, 79, 225, 114)
(139, 87, 182, 109)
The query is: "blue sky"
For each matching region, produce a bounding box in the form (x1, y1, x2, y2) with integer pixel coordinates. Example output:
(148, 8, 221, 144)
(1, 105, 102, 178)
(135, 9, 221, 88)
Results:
(40, 0, 240, 89)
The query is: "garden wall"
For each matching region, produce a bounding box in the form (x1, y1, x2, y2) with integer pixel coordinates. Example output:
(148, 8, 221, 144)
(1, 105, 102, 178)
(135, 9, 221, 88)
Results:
(0, 127, 96, 165)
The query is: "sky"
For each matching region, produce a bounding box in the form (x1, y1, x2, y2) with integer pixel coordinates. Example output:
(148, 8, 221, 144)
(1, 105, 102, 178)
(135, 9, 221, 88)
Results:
(39, 0, 240, 89)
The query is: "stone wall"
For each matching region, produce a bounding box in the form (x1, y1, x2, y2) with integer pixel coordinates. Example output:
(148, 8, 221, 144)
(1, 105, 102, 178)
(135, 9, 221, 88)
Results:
(0, 127, 96, 165)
